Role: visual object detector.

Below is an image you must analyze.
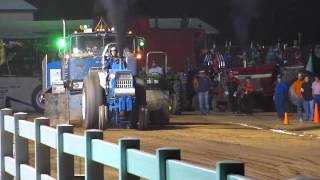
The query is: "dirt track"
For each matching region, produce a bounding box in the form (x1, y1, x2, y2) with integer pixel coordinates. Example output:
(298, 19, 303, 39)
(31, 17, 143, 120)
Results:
(28, 112, 320, 180)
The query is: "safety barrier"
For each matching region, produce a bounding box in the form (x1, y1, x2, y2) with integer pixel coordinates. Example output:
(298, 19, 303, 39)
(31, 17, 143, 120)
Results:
(0, 108, 252, 180)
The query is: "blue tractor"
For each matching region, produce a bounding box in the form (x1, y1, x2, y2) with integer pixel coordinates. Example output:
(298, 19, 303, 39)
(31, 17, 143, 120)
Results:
(43, 27, 149, 130)
(82, 43, 148, 129)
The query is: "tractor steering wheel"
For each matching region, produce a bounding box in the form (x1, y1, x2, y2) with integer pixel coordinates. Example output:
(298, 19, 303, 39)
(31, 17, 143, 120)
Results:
(149, 72, 162, 76)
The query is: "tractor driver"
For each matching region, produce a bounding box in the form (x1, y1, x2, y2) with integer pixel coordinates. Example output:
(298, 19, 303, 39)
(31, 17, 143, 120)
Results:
(105, 46, 119, 69)
(148, 60, 163, 76)
(110, 46, 118, 58)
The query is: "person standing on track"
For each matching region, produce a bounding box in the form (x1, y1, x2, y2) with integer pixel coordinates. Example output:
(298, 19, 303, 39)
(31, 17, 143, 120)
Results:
(274, 75, 288, 120)
(243, 76, 254, 115)
(226, 71, 240, 113)
(301, 75, 314, 121)
(194, 70, 211, 115)
(292, 73, 304, 121)
(313, 75, 320, 108)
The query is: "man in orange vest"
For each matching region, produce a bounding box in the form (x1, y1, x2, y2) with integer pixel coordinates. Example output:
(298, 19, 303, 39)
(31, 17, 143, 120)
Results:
(292, 72, 304, 121)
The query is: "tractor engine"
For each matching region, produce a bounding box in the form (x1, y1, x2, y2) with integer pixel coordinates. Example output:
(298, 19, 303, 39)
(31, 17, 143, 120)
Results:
(106, 68, 135, 113)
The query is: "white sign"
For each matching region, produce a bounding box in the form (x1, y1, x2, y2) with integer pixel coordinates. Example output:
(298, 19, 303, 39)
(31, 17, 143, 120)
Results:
(50, 69, 61, 85)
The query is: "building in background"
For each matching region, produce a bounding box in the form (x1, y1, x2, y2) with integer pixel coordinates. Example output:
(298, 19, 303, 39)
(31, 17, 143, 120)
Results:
(0, 0, 36, 21)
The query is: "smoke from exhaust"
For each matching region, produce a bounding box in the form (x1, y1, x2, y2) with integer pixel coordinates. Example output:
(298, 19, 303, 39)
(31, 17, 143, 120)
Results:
(95, 0, 135, 57)
(230, 0, 260, 49)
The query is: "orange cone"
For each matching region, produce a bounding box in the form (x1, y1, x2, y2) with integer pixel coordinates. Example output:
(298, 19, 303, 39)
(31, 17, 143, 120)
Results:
(314, 103, 319, 124)
(284, 112, 289, 125)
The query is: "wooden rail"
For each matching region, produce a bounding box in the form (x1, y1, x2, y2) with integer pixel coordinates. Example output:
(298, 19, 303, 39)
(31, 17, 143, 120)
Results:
(0, 108, 252, 180)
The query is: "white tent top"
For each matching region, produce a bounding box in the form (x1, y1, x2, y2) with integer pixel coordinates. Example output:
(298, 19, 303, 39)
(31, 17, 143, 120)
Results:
(0, 0, 37, 11)
(0, 18, 219, 39)
(149, 18, 219, 34)
(0, 20, 92, 39)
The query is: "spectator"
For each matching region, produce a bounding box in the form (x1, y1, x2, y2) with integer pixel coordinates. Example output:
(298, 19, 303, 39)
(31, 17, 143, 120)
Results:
(312, 75, 320, 109)
(203, 49, 213, 68)
(225, 71, 240, 113)
(148, 60, 163, 75)
(194, 70, 211, 115)
(239, 50, 248, 68)
(292, 73, 304, 121)
(237, 85, 245, 114)
(186, 68, 197, 110)
(301, 75, 314, 121)
(223, 48, 232, 67)
(291, 46, 302, 65)
(249, 47, 260, 66)
(274, 75, 288, 120)
(266, 46, 277, 64)
(313, 45, 320, 77)
(243, 76, 254, 115)
(211, 76, 220, 112)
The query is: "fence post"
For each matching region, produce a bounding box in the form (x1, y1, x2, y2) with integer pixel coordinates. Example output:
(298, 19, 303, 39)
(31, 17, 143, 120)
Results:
(156, 147, 181, 180)
(34, 117, 51, 180)
(85, 130, 104, 180)
(216, 160, 245, 180)
(56, 124, 74, 180)
(118, 138, 140, 180)
(14, 112, 28, 180)
(0, 108, 13, 180)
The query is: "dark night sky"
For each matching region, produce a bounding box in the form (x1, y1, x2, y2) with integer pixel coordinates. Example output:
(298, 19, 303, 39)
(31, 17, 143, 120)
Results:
(27, 0, 320, 46)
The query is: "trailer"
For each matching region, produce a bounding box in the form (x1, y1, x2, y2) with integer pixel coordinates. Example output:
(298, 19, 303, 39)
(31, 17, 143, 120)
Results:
(0, 39, 45, 112)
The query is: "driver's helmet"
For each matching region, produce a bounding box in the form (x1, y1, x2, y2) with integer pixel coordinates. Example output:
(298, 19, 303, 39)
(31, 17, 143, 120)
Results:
(109, 46, 119, 58)
(110, 46, 117, 52)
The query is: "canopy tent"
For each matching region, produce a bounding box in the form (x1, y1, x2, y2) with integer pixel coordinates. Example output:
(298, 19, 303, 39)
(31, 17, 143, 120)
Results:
(0, 17, 218, 38)
(0, 20, 92, 39)
(0, 0, 36, 11)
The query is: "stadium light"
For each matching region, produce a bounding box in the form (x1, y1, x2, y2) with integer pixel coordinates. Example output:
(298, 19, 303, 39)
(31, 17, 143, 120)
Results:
(56, 37, 66, 49)
(138, 39, 145, 47)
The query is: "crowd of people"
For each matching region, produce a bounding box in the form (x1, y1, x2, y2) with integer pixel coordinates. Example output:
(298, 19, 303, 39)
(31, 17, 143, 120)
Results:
(143, 41, 320, 121)
(275, 72, 320, 122)
(192, 69, 256, 115)
(190, 42, 320, 120)
(197, 41, 311, 79)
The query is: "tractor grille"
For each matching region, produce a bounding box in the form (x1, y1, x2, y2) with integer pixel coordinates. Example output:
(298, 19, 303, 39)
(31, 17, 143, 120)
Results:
(116, 79, 133, 88)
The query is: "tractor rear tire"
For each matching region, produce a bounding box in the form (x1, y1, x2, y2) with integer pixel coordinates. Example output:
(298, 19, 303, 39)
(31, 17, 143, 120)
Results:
(138, 106, 149, 130)
(82, 74, 104, 129)
(99, 105, 109, 130)
(150, 106, 169, 125)
(160, 106, 170, 124)
(169, 94, 178, 115)
(133, 77, 147, 129)
(128, 106, 138, 129)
